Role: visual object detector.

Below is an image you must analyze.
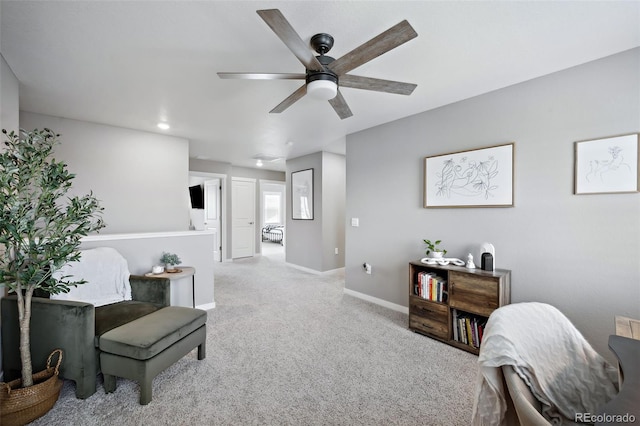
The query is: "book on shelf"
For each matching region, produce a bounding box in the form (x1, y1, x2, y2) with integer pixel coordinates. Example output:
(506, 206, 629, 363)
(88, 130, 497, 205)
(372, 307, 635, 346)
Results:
(414, 271, 448, 303)
(452, 310, 487, 349)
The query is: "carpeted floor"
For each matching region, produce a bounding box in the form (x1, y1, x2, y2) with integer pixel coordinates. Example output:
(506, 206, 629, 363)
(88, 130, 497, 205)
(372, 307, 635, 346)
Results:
(31, 251, 479, 425)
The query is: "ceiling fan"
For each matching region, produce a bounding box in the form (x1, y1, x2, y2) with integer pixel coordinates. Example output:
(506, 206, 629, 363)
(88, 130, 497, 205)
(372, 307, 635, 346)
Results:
(218, 9, 418, 120)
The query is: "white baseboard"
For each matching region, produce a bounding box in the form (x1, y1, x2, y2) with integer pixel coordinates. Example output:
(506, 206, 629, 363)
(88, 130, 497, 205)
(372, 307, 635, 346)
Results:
(322, 267, 345, 276)
(343, 288, 409, 314)
(196, 302, 216, 311)
(286, 263, 345, 276)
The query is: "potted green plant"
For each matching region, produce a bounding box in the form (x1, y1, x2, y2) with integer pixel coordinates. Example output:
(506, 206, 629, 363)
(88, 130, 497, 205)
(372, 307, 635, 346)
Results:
(0, 128, 104, 424)
(423, 239, 447, 259)
(160, 252, 181, 272)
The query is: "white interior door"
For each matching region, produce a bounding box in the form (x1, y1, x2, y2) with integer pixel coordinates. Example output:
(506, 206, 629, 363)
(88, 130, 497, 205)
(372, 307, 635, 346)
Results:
(232, 178, 256, 259)
(204, 178, 221, 262)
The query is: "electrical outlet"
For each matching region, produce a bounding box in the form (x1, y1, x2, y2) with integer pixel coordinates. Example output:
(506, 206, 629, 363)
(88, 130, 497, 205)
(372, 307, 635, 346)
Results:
(335, 248, 339, 255)
(363, 263, 372, 274)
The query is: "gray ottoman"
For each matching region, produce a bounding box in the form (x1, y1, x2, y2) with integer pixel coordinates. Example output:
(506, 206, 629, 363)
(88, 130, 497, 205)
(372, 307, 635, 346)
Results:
(99, 306, 207, 404)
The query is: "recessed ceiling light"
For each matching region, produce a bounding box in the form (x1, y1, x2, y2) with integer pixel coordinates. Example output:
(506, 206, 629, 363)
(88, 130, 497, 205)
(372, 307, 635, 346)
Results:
(157, 122, 170, 130)
(256, 159, 264, 167)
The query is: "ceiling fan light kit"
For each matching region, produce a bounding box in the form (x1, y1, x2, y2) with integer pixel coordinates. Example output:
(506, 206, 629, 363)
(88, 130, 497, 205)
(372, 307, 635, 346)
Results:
(306, 79, 337, 100)
(306, 49, 338, 100)
(218, 9, 418, 119)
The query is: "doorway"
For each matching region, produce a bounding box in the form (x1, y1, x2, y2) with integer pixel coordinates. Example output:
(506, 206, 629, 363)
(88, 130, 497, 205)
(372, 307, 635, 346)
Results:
(204, 178, 222, 262)
(259, 180, 286, 259)
(189, 172, 225, 262)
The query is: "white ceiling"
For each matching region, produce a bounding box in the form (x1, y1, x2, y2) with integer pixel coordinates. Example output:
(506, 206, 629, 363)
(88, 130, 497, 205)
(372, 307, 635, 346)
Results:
(1, 1, 639, 171)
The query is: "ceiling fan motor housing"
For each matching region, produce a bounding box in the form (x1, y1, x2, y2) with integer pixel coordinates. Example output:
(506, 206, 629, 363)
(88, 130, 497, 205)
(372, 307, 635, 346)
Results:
(306, 55, 338, 86)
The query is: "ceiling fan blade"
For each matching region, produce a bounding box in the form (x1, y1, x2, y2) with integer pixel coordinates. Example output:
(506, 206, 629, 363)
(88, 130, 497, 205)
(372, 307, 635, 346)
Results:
(329, 20, 417, 76)
(270, 84, 307, 113)
(339, 74, 417, 95)
(328, 90, 353, 120)
(257, 9, 324, 71)
(217, 72, 305, 80)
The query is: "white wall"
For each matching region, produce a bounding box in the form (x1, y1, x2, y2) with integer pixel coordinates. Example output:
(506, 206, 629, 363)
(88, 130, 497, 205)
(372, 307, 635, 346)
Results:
(20, 112, 190, 233)
(345, 48, 640, 361)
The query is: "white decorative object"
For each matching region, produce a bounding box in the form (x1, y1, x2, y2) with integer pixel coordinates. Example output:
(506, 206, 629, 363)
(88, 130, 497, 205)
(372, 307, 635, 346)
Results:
(480, 242, 496, 269)
(466, 253, 476, 269)
(420, 257, 465, 267)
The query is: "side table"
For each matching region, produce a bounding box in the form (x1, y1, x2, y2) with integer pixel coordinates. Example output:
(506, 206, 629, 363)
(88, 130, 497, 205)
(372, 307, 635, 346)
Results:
(146, 267, 196, 308)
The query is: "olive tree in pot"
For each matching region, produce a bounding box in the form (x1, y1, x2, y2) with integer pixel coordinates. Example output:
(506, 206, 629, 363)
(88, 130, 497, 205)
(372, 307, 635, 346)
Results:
(0, 129, 104, 421)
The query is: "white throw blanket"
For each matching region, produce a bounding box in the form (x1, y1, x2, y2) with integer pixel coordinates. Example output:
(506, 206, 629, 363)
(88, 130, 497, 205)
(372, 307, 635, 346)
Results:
(471, 302, 618, 425)
(51, 247, 132, 307)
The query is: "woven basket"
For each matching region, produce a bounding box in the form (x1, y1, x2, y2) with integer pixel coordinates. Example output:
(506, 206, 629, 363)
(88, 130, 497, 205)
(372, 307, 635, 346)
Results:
(0, 349, 63, 426)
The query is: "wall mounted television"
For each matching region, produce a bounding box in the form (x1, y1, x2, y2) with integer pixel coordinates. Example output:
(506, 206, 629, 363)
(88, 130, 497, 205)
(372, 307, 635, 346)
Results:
(189, 184, 204, 209)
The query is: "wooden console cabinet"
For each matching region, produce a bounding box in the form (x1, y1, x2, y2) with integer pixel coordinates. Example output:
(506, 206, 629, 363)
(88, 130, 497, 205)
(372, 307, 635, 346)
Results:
(409, 261, 511, 355)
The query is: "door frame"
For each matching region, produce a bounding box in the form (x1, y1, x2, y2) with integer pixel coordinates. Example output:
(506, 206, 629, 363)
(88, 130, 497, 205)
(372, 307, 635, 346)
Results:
(189, 171, 226, 262)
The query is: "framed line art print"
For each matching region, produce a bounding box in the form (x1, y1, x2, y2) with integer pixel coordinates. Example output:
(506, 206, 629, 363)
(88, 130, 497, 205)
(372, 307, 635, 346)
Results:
(574, 133, 639, 195)
(291, 168, 314, 220)
(424, 143, 514, 208)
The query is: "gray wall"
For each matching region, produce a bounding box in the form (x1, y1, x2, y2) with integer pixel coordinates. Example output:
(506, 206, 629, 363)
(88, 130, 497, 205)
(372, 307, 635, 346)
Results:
(286, 152, 346, 272)
(0, 51, 19, 379)
(345, 47, 640, 361)
(0, 53, 18, 135)
(287, 153, 324, 271)
(20, 112, 190, 234)
(322, 152, 346, 271)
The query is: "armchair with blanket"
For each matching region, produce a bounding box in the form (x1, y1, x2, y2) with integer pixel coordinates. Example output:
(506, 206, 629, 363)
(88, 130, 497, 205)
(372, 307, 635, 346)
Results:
(471, 302, 619, 425)
(1, 247, 171, 399)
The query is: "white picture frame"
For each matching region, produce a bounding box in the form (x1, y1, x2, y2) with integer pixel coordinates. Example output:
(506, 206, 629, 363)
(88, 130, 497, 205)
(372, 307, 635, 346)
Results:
(574, 133, 639, 195)
(424, 143, 514, 208)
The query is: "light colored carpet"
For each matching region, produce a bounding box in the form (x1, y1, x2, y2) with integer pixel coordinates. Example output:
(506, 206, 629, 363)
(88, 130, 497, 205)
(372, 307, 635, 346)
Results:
(31, 252, 478, 425)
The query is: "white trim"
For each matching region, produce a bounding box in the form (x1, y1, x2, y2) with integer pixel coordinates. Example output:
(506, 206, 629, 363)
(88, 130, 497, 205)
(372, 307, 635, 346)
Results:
(343, 288, 409, 314)
(259, 178, 286, 186)
(322, 267, 345, 276)
(232, 176, 256, 183)
(82, 230, 215, 242)
(286, 262, 321, 274)
(196, 302, 216, 311)
(285, 263, 345, 276)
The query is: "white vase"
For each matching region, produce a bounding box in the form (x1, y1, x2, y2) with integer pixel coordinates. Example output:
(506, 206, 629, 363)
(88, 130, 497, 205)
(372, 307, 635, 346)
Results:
(431, 252, 444, 259)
